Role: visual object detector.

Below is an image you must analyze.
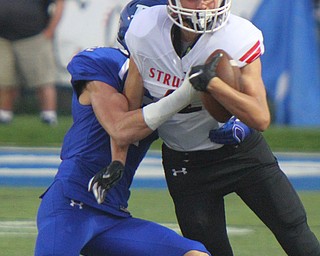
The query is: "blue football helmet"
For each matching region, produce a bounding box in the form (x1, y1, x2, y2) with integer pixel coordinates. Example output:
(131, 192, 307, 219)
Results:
(117, 0, 167, 52)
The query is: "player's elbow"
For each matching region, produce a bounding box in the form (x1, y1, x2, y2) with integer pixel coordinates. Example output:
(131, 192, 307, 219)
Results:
(254, 113, 270, 132)
(255, 120, 270, 132)
(117, 135, 134, 147)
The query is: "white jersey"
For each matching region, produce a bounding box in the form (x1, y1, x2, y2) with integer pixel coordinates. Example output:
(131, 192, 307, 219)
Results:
(126, 5, 264, 151)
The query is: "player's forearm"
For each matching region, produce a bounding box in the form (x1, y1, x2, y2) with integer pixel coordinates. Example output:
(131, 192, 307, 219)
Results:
(109, 83, 199, 146)
(110, 138, 129, 166)
(109, 77, 198, 147)
(108, 109, 153, 147)
(89, 89, 151, 147)
(207, 77, 270, 131)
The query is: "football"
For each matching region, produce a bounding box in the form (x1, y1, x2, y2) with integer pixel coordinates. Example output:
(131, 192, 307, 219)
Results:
(200, 49, 242, 122)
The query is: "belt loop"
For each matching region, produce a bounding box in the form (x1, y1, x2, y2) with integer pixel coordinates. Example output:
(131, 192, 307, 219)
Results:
(183, 152, 189, 163)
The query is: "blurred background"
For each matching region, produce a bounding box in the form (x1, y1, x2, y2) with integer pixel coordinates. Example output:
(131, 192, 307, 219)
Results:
(0, 1, 319, 255)
(8, 0, 320, 127)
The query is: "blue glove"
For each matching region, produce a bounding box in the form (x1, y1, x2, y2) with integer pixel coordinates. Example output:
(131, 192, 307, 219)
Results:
(209, 116, 253, 145)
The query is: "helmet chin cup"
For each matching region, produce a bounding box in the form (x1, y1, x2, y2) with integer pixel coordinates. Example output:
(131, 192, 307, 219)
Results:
(167, 0, 232, 34)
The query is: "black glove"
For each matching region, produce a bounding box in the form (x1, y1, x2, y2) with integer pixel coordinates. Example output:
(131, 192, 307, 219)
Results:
(88, 160, 124, 204)
(189, 52, 223, 92)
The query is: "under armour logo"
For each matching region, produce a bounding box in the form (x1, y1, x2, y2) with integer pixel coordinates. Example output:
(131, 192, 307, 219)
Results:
(70, 200, 84, 209)
(120, 206, 130, 213)
(172, 168, 188, 176)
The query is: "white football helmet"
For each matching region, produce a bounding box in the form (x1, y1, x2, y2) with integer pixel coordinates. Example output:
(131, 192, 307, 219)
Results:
(167, 0, 231, 33)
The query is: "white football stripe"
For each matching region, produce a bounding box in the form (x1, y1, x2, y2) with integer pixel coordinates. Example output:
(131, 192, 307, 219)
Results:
(0, 221, 253, 236)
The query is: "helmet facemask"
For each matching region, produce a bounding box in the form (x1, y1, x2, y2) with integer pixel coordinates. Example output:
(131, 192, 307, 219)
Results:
(167, 0, 231, 33)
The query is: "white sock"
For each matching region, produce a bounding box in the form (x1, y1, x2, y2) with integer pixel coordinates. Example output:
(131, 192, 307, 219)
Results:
(0, 109, 13, 122)
(40, 111, 57, 121)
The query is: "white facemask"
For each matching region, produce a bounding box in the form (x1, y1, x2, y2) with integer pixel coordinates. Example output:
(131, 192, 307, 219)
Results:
(167, 0, 232, 33)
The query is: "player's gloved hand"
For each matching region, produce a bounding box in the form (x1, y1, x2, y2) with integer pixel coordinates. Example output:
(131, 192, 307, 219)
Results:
(189, 53, 223, 92)
(209, 116, 253, 145)
(88, 160, 124, 204)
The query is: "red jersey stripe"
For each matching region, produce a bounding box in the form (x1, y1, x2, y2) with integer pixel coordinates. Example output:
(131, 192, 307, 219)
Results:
(246, 47, 262, 63)
(239, 41, 261, 62)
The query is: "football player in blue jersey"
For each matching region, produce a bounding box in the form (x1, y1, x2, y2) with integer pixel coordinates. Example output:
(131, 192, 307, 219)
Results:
(34, 1, 211, 255)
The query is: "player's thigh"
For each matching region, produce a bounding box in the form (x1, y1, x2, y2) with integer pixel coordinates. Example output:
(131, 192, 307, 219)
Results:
(35, 181, 94, 256)
(174, 192, 228, 236)
(13, 34, 56, 87)
(0, 37, 19, 86)
(81, 217, 209, 256)
(172, 192, 232, 254)
(237, 166, 306, 229)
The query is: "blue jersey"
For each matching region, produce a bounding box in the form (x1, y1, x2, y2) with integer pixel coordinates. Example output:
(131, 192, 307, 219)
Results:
(52, 47, 157, 217)
(35, 47, 211, 256)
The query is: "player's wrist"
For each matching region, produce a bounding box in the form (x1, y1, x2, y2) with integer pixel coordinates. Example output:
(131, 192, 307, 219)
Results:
(207, 77, 224, 92)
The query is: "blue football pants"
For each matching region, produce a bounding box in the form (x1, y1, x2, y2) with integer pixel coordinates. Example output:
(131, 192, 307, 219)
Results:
(34, 180, 210, 256)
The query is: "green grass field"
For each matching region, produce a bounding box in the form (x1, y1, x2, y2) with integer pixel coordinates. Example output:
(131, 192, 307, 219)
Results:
(0, 115, 320, 255)
(1, 115, 320, 151)
(0, 188, 319, 256)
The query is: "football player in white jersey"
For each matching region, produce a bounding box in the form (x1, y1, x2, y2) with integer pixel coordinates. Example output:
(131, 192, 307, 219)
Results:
(111, 0, 319, 255)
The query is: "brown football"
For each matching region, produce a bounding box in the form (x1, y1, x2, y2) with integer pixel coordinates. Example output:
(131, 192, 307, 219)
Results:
(200, 49, 242, 122)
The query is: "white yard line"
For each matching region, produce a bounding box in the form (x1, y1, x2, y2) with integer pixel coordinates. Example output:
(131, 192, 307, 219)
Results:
(0, 221, 253, 236)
